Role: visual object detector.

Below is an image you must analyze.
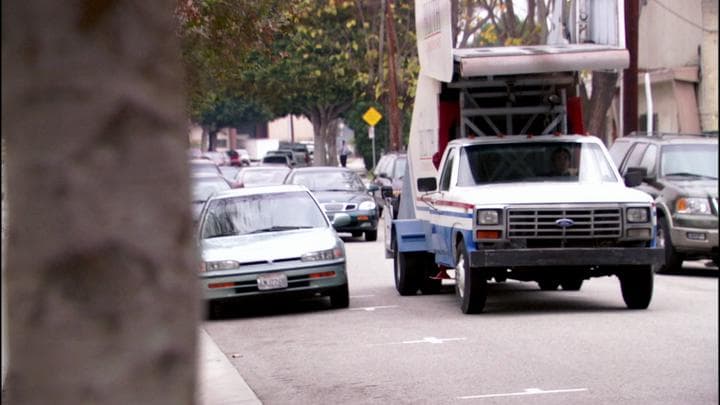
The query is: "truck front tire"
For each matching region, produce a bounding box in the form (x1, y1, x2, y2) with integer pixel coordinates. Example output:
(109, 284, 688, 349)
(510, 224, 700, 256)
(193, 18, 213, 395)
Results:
(618, 266, 654, 309)
(455, 241, 487, 314)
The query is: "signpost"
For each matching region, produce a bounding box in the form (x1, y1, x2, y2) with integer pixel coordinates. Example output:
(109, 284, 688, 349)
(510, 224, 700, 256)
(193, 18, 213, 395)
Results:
(362, 107, 383, 169)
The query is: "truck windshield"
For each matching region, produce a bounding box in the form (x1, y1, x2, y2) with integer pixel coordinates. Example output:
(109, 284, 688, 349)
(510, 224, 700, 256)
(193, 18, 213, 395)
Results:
(457, 142, 619, 185)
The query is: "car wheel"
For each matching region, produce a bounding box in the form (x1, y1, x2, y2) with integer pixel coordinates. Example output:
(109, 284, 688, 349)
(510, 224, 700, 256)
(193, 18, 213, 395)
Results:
(618, 266, 654, 309)
(206, 300, 222, 320)
(560, 279, 583, 291)
(455, 240, 487, 314)
(329, 284, 350, 309)
(657, 216, 683, 273)
(538, 280, 560, 290)
(394, 250, 420, 296)
(365, 230, 378, 241)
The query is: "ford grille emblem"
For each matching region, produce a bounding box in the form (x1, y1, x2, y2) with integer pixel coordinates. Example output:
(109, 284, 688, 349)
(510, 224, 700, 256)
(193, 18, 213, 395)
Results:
(555, 218, 574, 228)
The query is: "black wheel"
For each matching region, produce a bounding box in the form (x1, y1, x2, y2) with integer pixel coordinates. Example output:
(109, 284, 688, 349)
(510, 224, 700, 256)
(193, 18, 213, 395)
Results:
(618, 266, 654, 309)
(455, 241, 487, 314)
(394, 250, 420, 295)
(656, 216, 682, 273)
(206, 300, 222, 320)
(538, 280, 560, 290)
(329, 284, 350, 308)
(560, 279, 584, 291)
(365, 229, 378, 241)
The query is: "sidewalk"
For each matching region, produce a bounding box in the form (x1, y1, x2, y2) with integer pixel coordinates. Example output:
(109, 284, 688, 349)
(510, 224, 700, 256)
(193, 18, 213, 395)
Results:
(198, 327, 262, 405)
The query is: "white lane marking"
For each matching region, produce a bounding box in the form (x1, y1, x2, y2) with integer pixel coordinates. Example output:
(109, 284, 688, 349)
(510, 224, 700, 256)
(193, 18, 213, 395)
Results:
(349, 294, 376, 298)
(369, 336, 467, 346)
(458, 387, 588, 400)
(349, 305, 398, 312)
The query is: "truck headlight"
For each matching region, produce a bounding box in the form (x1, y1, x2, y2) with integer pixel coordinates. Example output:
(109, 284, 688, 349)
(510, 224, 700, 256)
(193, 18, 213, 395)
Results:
(477, 210, 500, 225)
(203, 260, 240, 272)
(676, 197, 711, 215)
(626, 207, 649, 223)
(359, 201, 376, 210)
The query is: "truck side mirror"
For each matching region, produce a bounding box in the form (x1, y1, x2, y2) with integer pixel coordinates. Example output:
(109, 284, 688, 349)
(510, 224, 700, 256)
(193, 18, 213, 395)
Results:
(624, 166, 647, 187)
(417, 177, 437, 192)
(381, 185, 394, 198)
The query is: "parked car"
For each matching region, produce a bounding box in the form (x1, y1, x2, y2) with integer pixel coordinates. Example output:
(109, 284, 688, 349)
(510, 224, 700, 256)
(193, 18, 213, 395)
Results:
(265, 149, 298, 167)
(191, 173, 232, 221)
(371, 152, 407, 218)
(196, 185, 352, 315)
(234, 165, 291, 187)
(280, 142, 312, 167)
(226, 149, 251, 167)
(609, 133, 718, 272)
(261, 154, 293, 167)
(189, 158, 223, 177)
(284, 167, 380, 241)
(219, 165, 241, 184)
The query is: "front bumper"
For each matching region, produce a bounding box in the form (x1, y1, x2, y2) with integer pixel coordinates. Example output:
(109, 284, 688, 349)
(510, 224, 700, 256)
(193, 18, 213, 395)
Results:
(200, 262, 347, 302)
(328, 210, 378, 232)
(470, 247, 664, 268)
(669, 226, 718, 254)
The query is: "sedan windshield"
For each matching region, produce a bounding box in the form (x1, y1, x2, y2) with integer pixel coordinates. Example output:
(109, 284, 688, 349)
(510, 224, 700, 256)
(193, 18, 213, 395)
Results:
(457, 142, 619, 185)
(200, 191, 328, 239)
(287, 170, 366, 191)
(661, 144, 718, 179)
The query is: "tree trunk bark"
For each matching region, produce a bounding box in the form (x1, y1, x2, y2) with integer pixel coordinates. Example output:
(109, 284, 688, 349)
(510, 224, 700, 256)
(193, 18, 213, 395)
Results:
(385, 0, 403, 152)
(2, 1, 198, 404)
(584, 71, 619, 137)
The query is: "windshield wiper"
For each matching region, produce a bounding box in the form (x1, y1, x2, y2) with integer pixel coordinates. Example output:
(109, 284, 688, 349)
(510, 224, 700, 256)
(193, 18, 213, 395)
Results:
(664, 172, 716, 179)
(248, 226, 312, 234)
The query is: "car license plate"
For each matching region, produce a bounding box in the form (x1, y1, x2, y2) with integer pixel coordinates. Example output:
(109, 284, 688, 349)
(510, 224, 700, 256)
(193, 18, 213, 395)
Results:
(257, 273, 288, 290)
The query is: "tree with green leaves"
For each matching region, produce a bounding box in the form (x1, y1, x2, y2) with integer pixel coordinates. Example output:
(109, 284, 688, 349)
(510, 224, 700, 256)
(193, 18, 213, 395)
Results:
(176, 0, 293, 150)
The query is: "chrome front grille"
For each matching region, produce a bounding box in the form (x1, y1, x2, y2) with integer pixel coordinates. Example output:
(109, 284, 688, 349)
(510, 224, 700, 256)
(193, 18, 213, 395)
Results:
(507, 207, 622, 238)
(322, 203, 357, 212)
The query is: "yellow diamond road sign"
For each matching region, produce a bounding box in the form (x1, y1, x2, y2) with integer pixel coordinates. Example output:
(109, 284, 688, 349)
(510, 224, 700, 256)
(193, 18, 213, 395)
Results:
(362, 107, 382, 127)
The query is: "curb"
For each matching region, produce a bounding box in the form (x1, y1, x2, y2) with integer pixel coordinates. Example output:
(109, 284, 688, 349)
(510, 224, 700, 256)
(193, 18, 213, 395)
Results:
(198, 328, 262, 405)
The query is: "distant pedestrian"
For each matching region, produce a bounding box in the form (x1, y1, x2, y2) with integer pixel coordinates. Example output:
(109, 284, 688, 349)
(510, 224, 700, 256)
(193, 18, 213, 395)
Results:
(339, 140, 351, 167)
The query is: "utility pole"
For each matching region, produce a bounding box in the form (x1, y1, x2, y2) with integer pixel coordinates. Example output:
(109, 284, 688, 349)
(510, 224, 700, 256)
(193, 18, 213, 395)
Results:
(385, 0, 402, 151)
(623, 0, 639, 135)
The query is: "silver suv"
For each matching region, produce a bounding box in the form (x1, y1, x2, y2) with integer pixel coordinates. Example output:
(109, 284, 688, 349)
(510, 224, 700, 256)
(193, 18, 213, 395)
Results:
(609, 133, 718, 272)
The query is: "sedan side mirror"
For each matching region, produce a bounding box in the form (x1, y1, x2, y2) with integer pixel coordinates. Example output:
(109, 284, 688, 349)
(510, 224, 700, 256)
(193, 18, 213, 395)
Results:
(366, 183, 379, 193)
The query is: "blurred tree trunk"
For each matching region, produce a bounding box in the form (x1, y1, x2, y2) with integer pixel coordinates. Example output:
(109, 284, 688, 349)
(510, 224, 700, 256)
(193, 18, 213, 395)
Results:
(2, 1, 199, 404)
(584, 71, 619, 137)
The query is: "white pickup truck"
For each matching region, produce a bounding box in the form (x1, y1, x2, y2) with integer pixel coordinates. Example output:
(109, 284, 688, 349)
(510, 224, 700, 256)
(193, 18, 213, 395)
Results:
(385, 0, 664, 313)
(387, 134, 663, 313)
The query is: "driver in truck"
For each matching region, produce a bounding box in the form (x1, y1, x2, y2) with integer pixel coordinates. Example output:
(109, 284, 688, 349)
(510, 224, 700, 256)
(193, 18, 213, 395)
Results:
(549, 147, 573, 176)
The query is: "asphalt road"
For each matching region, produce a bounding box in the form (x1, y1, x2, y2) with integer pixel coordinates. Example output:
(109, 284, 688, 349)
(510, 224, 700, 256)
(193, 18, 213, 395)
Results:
(204, 221, 718, 405)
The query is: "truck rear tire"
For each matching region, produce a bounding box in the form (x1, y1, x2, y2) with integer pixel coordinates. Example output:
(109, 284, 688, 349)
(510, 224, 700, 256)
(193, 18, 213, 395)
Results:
(394, 250, 420, 296)
(455, 241, 487, 314)
(618, 266, 654, 309)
